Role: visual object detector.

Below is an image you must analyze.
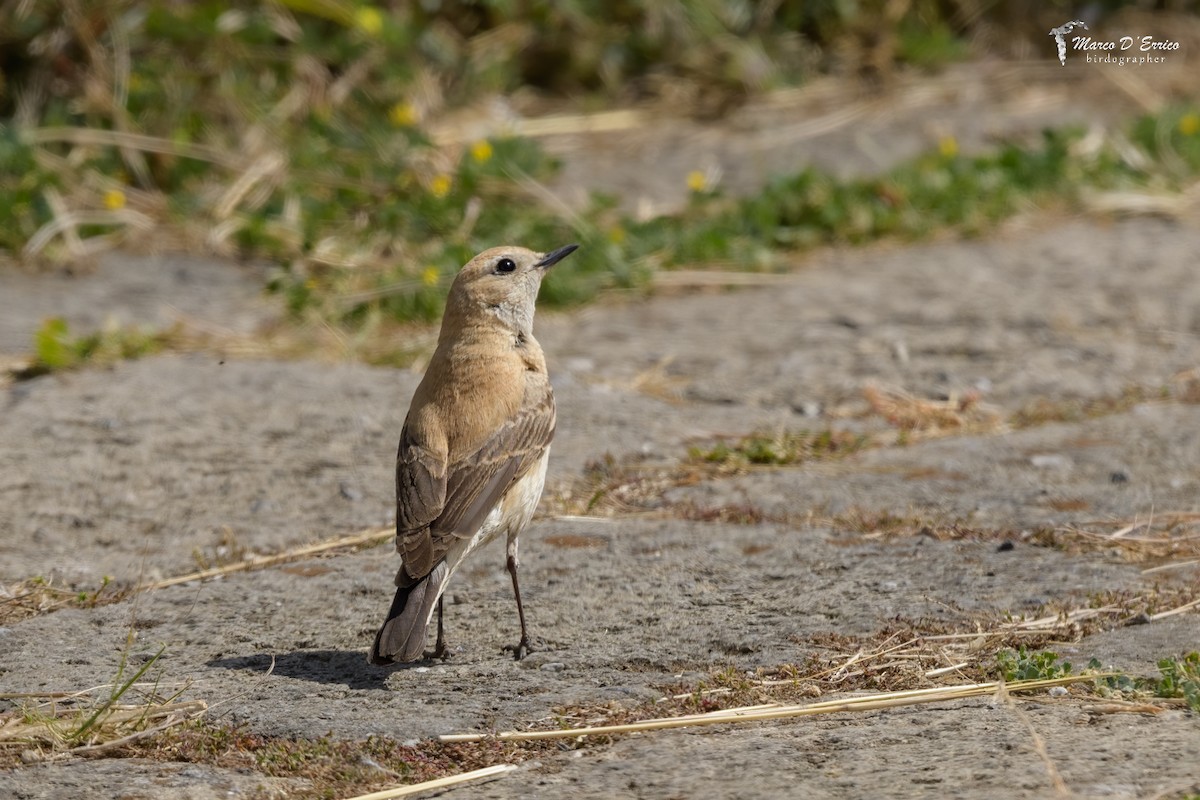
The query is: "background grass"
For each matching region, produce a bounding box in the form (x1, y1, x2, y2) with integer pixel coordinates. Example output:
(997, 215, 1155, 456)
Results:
(2, 0, 1198, 332)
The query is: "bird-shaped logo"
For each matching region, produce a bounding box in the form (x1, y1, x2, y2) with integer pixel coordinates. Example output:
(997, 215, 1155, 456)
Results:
(1049, 20, 1088, 66)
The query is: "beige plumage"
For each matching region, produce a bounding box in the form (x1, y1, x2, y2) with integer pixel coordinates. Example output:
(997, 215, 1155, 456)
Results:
(369, 243, 578, 665)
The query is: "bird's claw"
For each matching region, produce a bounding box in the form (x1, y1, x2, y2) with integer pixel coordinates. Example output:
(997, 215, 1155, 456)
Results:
(424, 643, 449, 662)
(502, 638, 533, 660)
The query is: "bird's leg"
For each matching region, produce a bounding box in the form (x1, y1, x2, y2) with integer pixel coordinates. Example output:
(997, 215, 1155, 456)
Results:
(425, 597, 449, 661)
(502, 554, 533, 660)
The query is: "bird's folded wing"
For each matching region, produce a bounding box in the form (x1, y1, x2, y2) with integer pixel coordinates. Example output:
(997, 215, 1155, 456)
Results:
(393, 421, 449, 584)
(397, 383, 555, 581)
(395, 422, 447, 534)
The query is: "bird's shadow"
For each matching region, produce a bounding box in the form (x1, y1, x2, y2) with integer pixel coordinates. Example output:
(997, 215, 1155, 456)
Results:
(206, 649, 431, 690)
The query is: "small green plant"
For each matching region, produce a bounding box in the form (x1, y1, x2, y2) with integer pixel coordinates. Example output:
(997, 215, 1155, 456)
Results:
(3, 642, 173, 758)
(69, 644, 167, 744)
(996, 647, 1073, 682)
(25, 317, 175, 376)
(1087, 658, 1142, 696)
(74, 575, 115, 608)
(0, 126, 59, 256)
(897, 20, 969, 70)
(1156, 652, 1200, 712)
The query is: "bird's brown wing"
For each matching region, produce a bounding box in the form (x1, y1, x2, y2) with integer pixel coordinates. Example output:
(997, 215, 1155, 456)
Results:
(396, 380, 555, 583)
(393, 419, 449, 584)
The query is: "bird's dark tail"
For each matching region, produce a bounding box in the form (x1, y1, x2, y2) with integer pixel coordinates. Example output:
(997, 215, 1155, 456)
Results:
(368, 561, 449, 665)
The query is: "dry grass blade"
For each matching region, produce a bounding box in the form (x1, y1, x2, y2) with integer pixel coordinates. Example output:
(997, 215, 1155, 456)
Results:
(997, 683, 1071, 797)
(1077, 700, 1164, 715)
(0, 698, 207, 756)
(0, 578, 108, 625)
(0, 653, 207, 763)
(1058, 512, 1200, 564)
(429, 108, 646, 145)
(144, 527, 392, 591)
(1149, 596, 1200, 621)
(863, 383, 1003, 435)
(341, 764, 517, 800)
(24, 208, 155, 258)
(28, 127, 244, 170)
(3, 527, 394, 626)
(999, 604, 1128, 632)
(439, 677, 1094, 743)
(1143, 558, 1200, 574)
(1084, 189, 1196, 218)
(0, 646, 201, 761)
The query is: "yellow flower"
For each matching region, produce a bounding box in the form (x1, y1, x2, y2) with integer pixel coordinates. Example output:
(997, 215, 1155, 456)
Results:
(388, 101, 416, 127)
(1179, 113, 1200, 137)
(470, 139, 493, 164)
(429, 174, 452, 199)
(938, 135, 959, 159)
(304, 278, 318, 291)
(686, 170, 707, 192)
(103, 188, 126, 210)
(353, 6, 383, 36)
(421, 266, 440, 287)
(608, 226, 626, 244)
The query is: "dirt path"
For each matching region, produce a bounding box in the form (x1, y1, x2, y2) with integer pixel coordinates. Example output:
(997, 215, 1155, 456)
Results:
(2, 66, 1199, 799)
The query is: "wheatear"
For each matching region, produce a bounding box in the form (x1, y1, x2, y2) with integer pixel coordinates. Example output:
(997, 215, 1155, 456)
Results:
(369, 243, 578, 665)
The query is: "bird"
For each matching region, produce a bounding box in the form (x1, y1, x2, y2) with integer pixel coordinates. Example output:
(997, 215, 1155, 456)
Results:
(368, 243, 578, 665)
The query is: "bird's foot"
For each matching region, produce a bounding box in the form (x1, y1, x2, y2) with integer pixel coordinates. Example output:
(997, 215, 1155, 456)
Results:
(502, 637, 533, 661)
(424, 642, 450, 661)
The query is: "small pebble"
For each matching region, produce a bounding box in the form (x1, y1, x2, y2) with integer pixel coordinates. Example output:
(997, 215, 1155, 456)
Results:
(539, 662, 566, 672)
(249, 498, 278, 514)
(795, 401, 821, 418)
(1030, 454, 1072, 470)
(996, 541, 1015, 552)
(1048, 686, 1068, 697)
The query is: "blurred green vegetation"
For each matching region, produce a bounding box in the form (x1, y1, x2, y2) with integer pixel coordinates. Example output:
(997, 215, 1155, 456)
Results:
(2, 1, 1199, 327)
(25, 316, 174, 376)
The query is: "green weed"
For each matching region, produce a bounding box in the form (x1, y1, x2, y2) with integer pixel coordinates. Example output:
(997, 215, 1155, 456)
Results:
(4, 2, 1200, 334)
(24, 317, 174, 376)
(0, 642, 175, 761)
(1156, 652, 1200, 712)
(996, 647, 1075, 682)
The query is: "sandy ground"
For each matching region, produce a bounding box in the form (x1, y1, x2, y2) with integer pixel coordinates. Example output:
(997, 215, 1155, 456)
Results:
(2, 66, 1200, 799)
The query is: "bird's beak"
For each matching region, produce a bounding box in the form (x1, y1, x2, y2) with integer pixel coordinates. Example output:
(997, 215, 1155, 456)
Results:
(535, 244, 579, 269)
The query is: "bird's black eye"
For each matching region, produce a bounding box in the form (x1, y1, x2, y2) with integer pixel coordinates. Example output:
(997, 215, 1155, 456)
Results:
(495, 257, 517, 274)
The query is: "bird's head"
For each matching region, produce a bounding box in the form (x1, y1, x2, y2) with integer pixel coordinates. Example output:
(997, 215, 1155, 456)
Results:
(445, 244, 578, 332)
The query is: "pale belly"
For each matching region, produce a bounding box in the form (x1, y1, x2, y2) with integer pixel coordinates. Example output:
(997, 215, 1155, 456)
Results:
(456, 447, 549, 567)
